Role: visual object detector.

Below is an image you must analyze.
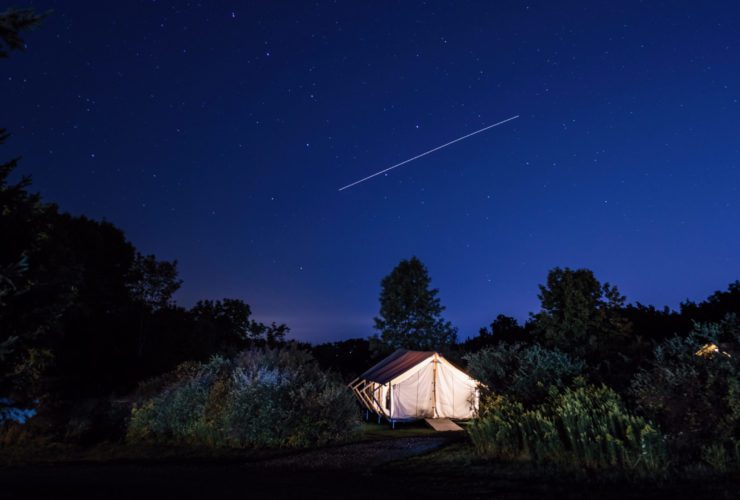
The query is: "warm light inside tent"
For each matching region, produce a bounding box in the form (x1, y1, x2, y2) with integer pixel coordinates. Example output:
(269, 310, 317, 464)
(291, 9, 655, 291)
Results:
(349, 350, 481, 423)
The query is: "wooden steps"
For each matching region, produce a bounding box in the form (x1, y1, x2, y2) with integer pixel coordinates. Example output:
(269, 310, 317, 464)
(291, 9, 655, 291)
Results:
(424, 418, 463, 432)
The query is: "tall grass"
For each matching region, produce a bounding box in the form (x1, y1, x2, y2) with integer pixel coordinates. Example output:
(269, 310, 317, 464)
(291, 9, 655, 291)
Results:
(468, 385, 668, 476)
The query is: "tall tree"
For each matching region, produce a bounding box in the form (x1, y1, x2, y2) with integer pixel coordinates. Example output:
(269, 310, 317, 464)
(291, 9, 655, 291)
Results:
(532, 267, 631, 360)
(127, 253, 182, 362)
(0, 8, 57, 418)
(374, 256, 457, 350)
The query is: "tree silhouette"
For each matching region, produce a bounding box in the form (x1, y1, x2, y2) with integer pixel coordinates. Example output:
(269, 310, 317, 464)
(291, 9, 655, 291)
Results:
(128, 254, 182, 311)
(0, 8, 57, 418)
(464, 314, 531, 350)
(189, 299, 289, 356)
(374, 256, 457, 350)
(532, 267, 631, 359)
(0, 8, 44, 58)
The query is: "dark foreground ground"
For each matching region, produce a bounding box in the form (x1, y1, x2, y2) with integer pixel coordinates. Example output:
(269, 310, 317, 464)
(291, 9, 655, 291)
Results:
(1, 433, 738, 499)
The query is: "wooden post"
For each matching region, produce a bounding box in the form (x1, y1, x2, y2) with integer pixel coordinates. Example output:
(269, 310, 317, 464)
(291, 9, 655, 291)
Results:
(388, 382, 393, 421)
(431, 353, 438, 418)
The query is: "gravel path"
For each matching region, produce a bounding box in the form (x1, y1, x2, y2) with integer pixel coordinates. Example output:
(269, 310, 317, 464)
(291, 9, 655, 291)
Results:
(259, 436, 449, 470)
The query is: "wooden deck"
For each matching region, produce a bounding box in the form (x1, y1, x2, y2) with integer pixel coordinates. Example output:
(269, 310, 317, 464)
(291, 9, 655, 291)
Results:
(424, 418, 463, 432)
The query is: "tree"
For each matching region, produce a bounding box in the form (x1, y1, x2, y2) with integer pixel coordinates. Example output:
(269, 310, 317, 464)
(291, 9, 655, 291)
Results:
(190, 299, 290, 356)
(374, 256, 457, 350)
(464, 314, 531, 351)
(311, 338, 379, 379)
(127, 253, 182, 361)
(128, 253, 182, 311)
(680, 281, 740, 325)
(0, 8, 44, 58)
(0, 9, 59, 418)
(532, 267, 630, 359)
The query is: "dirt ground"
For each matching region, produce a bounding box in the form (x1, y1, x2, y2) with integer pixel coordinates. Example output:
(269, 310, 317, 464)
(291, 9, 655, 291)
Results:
(1, 436, 737, 499)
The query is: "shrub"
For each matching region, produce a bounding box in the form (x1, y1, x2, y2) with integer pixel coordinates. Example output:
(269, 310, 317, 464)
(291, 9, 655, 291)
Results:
(630, 315, 739, 464)
(465, 343, 584, 407)
(469, 385, 668, 476)
(127, 356, 227, 446)
(127, 348, 359, 448)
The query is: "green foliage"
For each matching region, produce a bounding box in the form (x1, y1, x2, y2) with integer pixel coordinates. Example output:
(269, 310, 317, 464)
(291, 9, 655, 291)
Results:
(465, 343, 584, 407)
(127, 348, 360, 448)
(532, 267, 631, 359)
(468, 385, 668, 476)
(468, 394, 528, 461)
(374, 256, 457, 350)
(630, 315, 740, 464)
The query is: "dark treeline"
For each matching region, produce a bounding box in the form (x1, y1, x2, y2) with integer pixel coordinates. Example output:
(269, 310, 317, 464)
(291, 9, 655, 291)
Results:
(313, 258, 739, 385)
(1, 157, 292, 439)
(0, 12, 291, 438)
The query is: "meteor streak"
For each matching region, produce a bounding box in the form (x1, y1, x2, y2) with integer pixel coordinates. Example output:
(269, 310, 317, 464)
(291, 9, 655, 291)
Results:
(338, 114, 519, 191)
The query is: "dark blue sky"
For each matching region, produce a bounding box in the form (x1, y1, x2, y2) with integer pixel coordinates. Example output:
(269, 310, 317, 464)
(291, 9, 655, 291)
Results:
(4, 1, 739, 342)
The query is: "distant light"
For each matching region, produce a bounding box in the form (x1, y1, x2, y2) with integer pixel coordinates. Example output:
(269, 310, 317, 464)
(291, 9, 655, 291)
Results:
(695, 343, 719, 357)
(695, 343, 731, 358)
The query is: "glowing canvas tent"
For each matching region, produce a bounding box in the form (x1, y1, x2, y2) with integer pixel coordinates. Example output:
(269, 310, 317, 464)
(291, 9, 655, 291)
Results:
(349, 349, 480, 423)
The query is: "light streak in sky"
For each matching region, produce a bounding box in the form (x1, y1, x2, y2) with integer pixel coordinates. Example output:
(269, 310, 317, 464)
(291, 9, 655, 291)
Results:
(338, 115, 519, 191)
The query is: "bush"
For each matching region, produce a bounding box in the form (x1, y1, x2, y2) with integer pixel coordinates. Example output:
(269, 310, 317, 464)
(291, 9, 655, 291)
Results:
(630, 315, 739, 466)
(127, 357, 226, 446)
(465, 343, 584, 407)
(127, 348, 359, 448)
(701, 440, 740, 474)
(469, 385, 668, 476)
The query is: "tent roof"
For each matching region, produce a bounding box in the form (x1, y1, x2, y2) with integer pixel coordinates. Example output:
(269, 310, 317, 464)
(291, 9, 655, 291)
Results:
(359, 349, 436, 384)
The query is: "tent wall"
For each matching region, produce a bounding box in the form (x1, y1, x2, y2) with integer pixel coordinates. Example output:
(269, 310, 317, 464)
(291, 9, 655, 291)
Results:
(433, 357, 478, 419)
(351, 351, 480, 422)
(390, 357, 435, 419)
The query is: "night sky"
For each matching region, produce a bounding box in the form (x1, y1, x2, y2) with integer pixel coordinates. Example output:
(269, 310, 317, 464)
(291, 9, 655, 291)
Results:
(3, 1, 739, 342)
